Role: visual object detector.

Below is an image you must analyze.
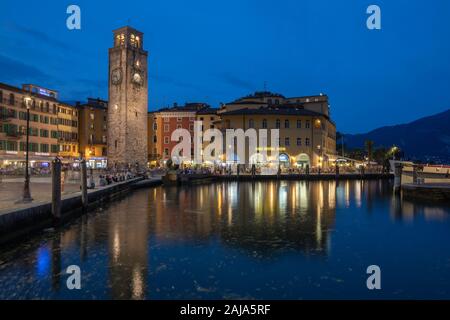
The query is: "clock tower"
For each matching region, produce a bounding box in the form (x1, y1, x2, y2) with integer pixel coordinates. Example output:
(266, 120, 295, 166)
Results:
(108, 26, 148, 169)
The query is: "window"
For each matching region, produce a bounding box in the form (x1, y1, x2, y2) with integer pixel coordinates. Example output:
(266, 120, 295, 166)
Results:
(28, 143, 38, 152)
(177, 124, 182, 129)
(164, 117, 169, 122)
(249, 119, 254, 128)
(297, 120, 301, 128)
(276, 119, 280, 129)
(51, 144, 59, 153)
(9, 93, 14, 105)
(164, 124, 169, 132)
(305, 120, 310, 129)
(285, 120, 289, 129)
(177, 117, 182, 122)
(40, 129, 49, 138)
(29, 127, 38, 136)
(102, 135, 107, 143)
(40, 144, 49, 153)
(153, 135, 157, 143)
(297, 138, 302, 146)
(7, 141, 18, 151)
(164, 148, 169, 156)
(153, 123, 157, 131)
(285, 137, 290, 146)
(262, 119, 267, 129)
(164, 136, 169, 144)
(0, 90, 2, 103)
(51, 131, 58, 138)
(305, 138, 310, 146)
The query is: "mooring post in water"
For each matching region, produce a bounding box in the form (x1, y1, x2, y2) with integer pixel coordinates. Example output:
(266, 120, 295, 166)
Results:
(51, 157, 62, 220)
(393, 162, 403, 194)
(80, 159, 88, 209)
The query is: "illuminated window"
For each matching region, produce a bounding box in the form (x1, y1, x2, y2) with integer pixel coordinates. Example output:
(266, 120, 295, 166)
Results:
(314, 119, 322, 129)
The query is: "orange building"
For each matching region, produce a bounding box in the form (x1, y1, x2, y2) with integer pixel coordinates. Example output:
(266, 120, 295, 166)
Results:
(148, 103, 210, 165)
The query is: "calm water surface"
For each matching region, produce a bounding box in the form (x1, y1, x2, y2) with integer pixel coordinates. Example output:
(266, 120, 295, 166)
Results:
(0, 180, 450, 299)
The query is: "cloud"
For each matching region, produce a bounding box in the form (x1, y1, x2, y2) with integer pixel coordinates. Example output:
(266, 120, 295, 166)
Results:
(217, 72, 254, 91)
(149, 74, 203, 90)
(0, 54, 49, 82)
(10, 23, 72, 51)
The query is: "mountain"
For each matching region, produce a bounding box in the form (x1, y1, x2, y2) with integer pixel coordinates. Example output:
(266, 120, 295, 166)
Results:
(343, 109, 450, 163)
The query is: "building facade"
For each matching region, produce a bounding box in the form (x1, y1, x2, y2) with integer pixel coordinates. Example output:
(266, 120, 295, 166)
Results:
(0, 83, 61, 170)
(77, 98, 108, 168)
(219, 92, 336, 169)
(108, 26, 148, 169)
(148, 103, 209, 164)
(57, 102, 80, 160)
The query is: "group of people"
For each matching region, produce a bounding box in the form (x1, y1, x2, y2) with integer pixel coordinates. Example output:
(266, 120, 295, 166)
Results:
(90, 170, 137, 188)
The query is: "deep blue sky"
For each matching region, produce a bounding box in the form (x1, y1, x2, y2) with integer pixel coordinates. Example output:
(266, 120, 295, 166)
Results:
(0, 0, 449, 133)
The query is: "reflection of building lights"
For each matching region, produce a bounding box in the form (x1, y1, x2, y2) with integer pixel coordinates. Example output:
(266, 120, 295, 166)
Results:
(36, 246, 50, 278)
(113, 230, 120, 262)
(132, 266, 144, 299)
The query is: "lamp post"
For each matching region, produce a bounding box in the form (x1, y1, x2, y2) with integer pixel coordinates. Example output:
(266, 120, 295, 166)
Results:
(22, 96, 33, 202)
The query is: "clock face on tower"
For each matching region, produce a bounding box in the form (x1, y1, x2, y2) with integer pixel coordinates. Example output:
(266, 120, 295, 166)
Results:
(111, 68, 122, 85)
(132, 72, 143, 86)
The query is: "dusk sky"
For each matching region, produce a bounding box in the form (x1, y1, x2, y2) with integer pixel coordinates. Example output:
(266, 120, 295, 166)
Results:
(0, 0, 449, 133)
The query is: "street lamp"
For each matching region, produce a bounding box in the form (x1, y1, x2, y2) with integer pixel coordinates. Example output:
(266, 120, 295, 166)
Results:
(22, 96, 33, 202)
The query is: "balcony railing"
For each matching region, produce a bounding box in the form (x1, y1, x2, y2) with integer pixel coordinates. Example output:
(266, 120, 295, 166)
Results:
(5, 131, 23, 139)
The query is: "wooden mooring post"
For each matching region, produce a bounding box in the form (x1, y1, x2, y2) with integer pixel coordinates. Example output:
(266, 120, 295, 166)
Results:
(80, 159, 88, 209)
(51, 158, 62, 220)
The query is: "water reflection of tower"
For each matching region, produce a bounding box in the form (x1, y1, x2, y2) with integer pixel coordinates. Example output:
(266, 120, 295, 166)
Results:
(108, 192, 149, 299)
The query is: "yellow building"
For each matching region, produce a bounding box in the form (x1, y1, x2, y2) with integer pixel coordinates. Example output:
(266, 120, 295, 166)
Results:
(0, 83, 60, 170)
(57, 103, 80, 160)
(219, 92, 336, 169)
(77, 98, 108, 168)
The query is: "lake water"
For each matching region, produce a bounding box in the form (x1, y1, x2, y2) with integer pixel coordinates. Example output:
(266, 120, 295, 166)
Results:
(0, 180, 450, 299)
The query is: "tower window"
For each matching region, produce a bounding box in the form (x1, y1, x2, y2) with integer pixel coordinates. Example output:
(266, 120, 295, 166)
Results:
(115, 33, 125, 46)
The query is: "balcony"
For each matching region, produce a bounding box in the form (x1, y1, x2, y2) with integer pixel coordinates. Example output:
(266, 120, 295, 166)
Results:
(0, 113, 14, 122)
(5, 131, 23, 139)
